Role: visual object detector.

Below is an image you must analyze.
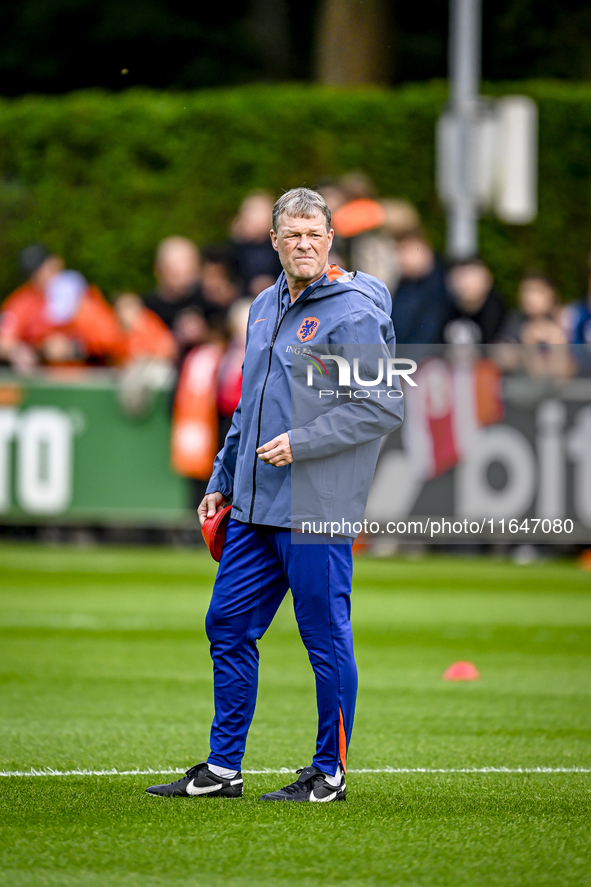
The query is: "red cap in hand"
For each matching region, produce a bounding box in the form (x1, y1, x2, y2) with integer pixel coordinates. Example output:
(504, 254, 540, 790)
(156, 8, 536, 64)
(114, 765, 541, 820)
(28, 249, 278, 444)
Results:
(201, 504, 232, 562)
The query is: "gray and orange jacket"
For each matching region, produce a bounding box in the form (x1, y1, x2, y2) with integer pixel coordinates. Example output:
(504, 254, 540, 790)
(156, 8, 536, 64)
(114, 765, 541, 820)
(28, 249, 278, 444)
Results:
(206, 265, 404, 533)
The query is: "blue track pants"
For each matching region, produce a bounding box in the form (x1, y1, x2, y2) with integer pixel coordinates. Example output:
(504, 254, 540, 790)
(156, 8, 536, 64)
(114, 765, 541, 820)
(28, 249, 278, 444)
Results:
(205, 518, 357, 776)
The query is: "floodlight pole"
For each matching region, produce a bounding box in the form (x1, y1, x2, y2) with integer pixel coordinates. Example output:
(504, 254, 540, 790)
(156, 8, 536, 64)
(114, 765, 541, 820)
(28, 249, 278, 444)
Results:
(446, 0, 481, 259)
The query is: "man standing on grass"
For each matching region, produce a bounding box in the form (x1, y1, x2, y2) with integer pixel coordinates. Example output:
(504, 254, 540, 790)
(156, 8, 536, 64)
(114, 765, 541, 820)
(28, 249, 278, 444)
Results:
(146, 188, 404, 802)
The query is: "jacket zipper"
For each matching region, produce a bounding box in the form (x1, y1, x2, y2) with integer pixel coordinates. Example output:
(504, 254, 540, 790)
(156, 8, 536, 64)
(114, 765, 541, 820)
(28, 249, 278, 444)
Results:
(248, 276, 320, 522)
(248, 288, 288, 523)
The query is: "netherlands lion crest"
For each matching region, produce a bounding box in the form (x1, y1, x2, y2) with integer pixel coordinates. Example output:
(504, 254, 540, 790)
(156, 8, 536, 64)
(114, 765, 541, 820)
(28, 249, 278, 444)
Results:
(297, 316, 320, 343)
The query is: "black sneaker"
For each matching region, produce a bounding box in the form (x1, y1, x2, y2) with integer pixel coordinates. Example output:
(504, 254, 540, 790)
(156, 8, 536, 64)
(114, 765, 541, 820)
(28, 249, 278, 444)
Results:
(145, 762, 243, 798)
(259, 766, 346, 802)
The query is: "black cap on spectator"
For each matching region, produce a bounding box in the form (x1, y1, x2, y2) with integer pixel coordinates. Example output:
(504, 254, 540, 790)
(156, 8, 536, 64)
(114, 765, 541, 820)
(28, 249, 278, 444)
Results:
(201, 244, 240, 281)
(19, 243, 53, 279)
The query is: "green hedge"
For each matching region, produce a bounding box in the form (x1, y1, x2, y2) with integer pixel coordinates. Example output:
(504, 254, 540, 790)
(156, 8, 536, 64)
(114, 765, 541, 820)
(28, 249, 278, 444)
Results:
(1, 81, 591, 304)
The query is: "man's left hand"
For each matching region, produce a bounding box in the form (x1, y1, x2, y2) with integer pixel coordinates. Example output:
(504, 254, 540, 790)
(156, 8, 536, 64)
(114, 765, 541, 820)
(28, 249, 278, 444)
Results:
(256, 432, 293, 467)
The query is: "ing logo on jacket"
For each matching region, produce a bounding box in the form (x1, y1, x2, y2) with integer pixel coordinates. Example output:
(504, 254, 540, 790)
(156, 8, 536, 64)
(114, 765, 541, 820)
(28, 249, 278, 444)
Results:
(297, 316, 320, 343)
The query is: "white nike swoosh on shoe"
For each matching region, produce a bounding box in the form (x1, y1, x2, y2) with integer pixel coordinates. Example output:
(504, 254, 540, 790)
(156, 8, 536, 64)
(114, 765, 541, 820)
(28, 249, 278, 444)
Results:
(186, 781, 224, 795)
(185, 777, 243, 795)
(310, 788, 338, 802)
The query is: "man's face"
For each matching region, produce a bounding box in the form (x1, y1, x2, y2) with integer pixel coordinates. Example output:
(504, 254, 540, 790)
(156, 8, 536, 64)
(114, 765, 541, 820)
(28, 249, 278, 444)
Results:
(396, 237, 434, 279)
(156, 242, 200, 298)
(32, 255, 64, 290)
(448, 263, 492, 310)
(519, 279, 555, 318)
(271, 212, 333, 285)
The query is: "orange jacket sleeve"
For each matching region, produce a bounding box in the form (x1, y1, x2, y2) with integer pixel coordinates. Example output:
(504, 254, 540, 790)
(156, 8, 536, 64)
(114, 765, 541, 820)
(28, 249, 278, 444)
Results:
(0, 285, 43, 343)
(73, 286, 127, 363)
(125, 308, 178, 363)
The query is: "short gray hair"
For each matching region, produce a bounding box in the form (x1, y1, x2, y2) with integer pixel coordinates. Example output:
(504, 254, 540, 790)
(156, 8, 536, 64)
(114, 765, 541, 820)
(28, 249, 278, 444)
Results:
(272, 187, 331, 233)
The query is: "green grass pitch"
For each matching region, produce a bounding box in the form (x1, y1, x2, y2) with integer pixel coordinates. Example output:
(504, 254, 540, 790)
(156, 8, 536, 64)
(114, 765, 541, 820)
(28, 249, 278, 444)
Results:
(1, 542, 590, 886)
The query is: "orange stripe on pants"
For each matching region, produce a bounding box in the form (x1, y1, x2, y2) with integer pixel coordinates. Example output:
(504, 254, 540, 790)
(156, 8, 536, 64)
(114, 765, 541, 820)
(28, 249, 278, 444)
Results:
(339, 708, 347, 773)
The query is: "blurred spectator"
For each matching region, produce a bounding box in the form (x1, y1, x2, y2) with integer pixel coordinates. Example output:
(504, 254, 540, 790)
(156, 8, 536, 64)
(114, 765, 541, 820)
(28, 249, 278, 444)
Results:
(217, 298, 250, 447)
(339, 170, 377, 202)
(167, 244, 241, 507)
(170, 295, 250, 507)
(317, 178, 348, 214)
(350, 199, 421, 292)
(568, 252, 591, 346)
(228, 192, 282, 298)
(330, 172, 421, 291)
(498, 274, 575, 378)
(381, 200, 421, 240)
(317, 179, 348, 267)
(391, 230, 452, 344)
(115, 295, 178, 419)
(114, 293, 177, 364)
(443, 258, 506, 345)
(143, 236, 203, 339)
(171, 336, 225, 510)
(332, 196, 385, 239)
(174, 308, 210, 361)
(500, 274, 565, 343)
(165, 242, 240, 505)
(200, 245, 241, 332)
(329, 171, 381, 272)
(0, 244, 124, 370)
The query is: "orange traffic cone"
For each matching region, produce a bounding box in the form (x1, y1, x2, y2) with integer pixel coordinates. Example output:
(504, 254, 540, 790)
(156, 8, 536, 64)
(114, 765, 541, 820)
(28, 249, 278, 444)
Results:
(442, 661, 480, 681)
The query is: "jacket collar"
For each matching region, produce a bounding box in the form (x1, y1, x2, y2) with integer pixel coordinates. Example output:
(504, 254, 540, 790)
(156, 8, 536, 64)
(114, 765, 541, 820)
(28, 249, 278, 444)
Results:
(276, 265, 352, 306)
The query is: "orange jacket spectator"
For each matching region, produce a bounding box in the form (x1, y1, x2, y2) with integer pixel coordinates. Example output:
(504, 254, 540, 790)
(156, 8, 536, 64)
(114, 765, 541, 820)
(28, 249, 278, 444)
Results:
(1, 271, 125, 365)
(115, 293, 177, 363)
(331, 198, 385, 238)
(171, 343, 223, 480)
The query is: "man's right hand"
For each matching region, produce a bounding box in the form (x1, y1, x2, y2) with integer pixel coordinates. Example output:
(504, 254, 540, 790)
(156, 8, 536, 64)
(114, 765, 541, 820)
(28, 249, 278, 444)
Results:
(198, 491, 226, 527)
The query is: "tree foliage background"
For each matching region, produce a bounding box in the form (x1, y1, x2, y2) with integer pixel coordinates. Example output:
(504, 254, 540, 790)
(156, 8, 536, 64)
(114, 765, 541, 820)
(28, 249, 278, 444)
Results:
(1, 82, 590, 304)
(1, 1, 591, 304)
(2, 1, 591, 95)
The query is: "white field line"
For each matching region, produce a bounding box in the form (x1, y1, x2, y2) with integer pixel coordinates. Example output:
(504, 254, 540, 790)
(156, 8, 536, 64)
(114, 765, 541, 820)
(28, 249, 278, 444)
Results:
(0, 766, 590, 778)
